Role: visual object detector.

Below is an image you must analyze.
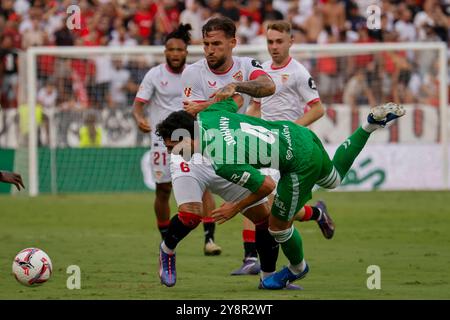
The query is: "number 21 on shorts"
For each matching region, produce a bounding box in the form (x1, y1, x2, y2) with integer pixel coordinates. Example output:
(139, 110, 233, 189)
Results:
(153, 151, 167, 166)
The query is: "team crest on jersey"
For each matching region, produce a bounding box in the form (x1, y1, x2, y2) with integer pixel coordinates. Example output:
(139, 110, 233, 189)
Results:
(207, 80, 217, 88)
(232, 70, 243, 82)
(160, 81, 168, 86)
(281, 74, 290, 84)
(184, 87, 192, 97)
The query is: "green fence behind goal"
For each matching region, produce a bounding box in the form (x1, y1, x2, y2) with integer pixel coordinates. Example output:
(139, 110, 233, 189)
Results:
(0, 147, 148, 194)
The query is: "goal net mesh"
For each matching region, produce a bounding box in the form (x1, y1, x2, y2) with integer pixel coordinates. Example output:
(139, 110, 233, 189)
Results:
(0, 44, 446, 194)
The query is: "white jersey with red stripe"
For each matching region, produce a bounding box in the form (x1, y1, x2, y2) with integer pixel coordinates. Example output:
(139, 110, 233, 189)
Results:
(176, 56, 269, 196)
(259, 57, 320, 121)
(181, 56, 267, 112)
(135, 63, 186, 131)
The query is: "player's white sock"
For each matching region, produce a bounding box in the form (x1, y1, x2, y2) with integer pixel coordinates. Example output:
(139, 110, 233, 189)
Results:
(161, 241, 174, 254)
(362, 121, 380, 133)
(288, 259, 307, 275)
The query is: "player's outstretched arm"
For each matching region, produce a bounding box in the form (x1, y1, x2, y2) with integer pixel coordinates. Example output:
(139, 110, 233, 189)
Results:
(0, 171, 25, 191)
(212, 176, 275, 224)
(234, 74, 275, 98)
(212, 74, 275, 102)
(184, 94, 244, 116)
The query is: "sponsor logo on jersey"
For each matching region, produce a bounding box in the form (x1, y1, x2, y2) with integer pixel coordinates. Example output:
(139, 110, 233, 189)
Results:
(160, 81, 168, 86)
(230, 172, 251, 186)
(282, 125, 294, 160)
(232, 70, 243, 82)
(308, 77, 317, 90)
(230, 173, 240, 183)
(286, 150, 293, 160)
(207, 80, 217, 88)
(236, 172, 251, 186)
(251, 59, 263, 69)
(281, 74, 290, 84)
(184, 87, 192, 97)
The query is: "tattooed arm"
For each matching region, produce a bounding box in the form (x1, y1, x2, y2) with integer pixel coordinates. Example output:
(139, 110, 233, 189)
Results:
(184, 94, 244, 116)
(212, 74, 275, 102)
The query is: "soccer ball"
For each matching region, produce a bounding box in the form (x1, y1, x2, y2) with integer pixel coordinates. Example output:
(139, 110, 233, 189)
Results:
(12, 248, 53, 286)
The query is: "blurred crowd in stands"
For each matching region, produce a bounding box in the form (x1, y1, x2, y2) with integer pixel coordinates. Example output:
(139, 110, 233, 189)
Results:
(0, 0, 449, 121)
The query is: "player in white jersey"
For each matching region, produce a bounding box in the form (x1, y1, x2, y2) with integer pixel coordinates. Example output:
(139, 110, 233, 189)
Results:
(179, 17, 276, 276)
(181, 55, 268, 109)
(132, 24, 222, 255)
(257, 54, 322, 122)
(247, 21, 335, 240)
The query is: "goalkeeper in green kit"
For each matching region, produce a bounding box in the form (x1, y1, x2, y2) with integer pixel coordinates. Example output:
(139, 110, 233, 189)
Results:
(156, 94, 405, 289)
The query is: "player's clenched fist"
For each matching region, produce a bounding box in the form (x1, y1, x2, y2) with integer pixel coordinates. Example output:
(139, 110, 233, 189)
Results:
(132, 108, 151, 133)
(183, 100, 209, 116)
(211, 83, 237, 102)
(136, 116, 151, 133)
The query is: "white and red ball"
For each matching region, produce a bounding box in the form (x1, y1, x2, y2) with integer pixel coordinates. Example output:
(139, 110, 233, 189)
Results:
(12, 248, 52, 286)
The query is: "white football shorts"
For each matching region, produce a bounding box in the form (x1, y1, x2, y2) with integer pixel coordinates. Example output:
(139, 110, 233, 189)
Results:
(170, 154, 267, 211)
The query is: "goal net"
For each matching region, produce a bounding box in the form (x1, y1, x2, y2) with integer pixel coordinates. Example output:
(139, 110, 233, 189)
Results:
(0, 43, 447, 195)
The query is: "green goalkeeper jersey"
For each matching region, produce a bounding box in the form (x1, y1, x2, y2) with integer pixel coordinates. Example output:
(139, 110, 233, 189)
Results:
(197, 98, 316, 193)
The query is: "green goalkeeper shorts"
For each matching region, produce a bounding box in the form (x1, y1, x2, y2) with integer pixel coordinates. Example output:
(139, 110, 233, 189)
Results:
(271, 132, 334, 221)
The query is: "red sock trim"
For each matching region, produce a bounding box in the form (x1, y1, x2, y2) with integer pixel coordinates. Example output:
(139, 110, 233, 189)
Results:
(157, 219, 170, 228)
(178, 211, 202, 228)
(243, 229, 256, 243)
(202, 217, 215, 224)
(302, 206, 313, 221)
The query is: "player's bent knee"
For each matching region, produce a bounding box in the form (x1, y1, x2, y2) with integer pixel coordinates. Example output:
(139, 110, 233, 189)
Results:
(178, 211, 202, 228)
(178, 202, 203, 215)
(268, 226, 294, 243)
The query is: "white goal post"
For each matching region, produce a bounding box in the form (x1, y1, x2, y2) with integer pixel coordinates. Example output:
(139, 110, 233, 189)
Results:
(22, 42, 448, 196)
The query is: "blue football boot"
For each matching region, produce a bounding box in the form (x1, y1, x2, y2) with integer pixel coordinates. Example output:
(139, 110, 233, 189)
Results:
(159, 244, 176, 287)
(260, 264, 309, 290)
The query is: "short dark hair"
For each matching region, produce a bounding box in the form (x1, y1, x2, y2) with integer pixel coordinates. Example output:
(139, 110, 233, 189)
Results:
(165, 23, 192, 45)
(202, 17, 236, 38)
(156, 110, 196, 141)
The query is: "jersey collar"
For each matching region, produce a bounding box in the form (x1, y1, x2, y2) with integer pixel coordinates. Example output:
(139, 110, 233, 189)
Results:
(208, 58, 235, 75)
(271, 56, 292, 70)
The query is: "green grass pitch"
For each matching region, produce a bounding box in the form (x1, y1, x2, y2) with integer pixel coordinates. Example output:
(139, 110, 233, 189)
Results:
(1, 191, 449, 299)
